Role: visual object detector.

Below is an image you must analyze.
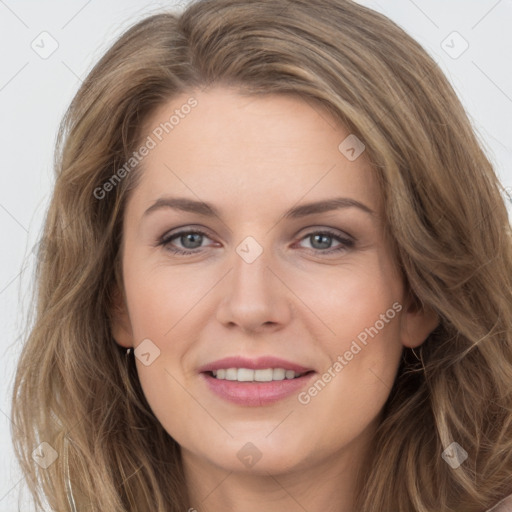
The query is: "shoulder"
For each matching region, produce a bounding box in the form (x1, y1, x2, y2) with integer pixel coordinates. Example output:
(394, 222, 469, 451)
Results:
(487, 494, 512, 512)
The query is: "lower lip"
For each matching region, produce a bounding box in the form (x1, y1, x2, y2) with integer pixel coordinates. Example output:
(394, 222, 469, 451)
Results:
(201, 372, 316, 406)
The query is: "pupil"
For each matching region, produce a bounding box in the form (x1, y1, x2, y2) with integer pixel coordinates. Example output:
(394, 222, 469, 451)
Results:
(311, 234, 331, 249)
(182, 233, 202, 249)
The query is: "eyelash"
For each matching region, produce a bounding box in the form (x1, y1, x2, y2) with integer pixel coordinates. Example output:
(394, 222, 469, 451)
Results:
(157, 228, 355, 256)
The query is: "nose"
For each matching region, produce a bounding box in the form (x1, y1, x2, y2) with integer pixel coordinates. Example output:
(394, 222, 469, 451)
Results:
(215, 242, 292, 334)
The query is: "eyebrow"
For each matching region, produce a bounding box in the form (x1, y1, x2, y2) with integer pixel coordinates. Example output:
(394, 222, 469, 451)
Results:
(143, 196, 375, 219)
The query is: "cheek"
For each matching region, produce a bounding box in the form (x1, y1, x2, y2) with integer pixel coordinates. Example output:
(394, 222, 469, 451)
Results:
(297, 318, 403, 451)
(134, 361, 201, 455)
(295, 264, 404, 417)
(296, 258, 402, 348)
(122, 264, 209, 431)
(123, 260, 208, 342)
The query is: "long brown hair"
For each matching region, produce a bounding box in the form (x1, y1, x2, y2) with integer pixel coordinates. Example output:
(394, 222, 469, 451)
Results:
(12, 0, 512, 510)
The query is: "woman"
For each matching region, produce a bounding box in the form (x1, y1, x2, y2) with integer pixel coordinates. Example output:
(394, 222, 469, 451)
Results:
(11, 0, 512, 510)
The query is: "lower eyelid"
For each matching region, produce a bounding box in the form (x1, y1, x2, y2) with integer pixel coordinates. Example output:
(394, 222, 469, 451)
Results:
(159, 230, 354, 253)
(159, 238, 355, 256)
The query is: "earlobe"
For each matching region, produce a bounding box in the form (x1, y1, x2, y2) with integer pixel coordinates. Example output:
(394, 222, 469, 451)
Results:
(399, 298, 440, 349)
(109, 285, 134, 349)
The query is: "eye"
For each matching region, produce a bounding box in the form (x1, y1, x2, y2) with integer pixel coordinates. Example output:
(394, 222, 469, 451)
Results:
(158, 229, 215, 255)
(157, 227, 355, 256)
(296, 229, 355, 254)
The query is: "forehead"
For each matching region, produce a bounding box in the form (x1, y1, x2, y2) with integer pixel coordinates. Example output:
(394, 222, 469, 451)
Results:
(129, 87, 381, 218)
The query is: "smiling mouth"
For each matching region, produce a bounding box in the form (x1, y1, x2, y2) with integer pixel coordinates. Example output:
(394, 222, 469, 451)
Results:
(200, 368, 317, 407)
(206, 368, 314, 382)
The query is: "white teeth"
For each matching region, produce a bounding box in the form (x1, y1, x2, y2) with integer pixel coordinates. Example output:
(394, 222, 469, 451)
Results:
(238, 368, 254, 381)
(272, 368, 286, 380)
(210, 367, 306, 382)
(254, 368, 273, 382)
(225, 368, 238, 380)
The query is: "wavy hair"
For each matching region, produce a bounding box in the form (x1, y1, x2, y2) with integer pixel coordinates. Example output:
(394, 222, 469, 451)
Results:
(11, 0, 512, 510)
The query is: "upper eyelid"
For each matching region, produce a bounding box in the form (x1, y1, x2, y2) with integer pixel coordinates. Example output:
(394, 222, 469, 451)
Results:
(160, 227, 354, 248)
(161, 226, 353, 240)
(161, 227, 214, 242)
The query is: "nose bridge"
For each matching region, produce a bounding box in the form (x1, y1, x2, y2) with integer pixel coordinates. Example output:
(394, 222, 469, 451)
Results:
(230, 235, 273, 305)
(215, 234, 291, 331)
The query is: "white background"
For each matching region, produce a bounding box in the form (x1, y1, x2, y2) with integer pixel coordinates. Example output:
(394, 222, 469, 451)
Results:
(1, 0, 511, 510)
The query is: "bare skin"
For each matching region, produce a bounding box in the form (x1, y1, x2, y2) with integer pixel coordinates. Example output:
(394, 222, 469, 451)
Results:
(111, 87, 438, 512)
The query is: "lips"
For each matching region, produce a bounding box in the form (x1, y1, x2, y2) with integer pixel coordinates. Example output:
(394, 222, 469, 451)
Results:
(197, 356, 313, 374)
(198, 356, 316, 407)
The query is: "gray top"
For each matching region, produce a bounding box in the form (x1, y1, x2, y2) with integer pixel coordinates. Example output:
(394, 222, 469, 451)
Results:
(488, 494, 512, 512)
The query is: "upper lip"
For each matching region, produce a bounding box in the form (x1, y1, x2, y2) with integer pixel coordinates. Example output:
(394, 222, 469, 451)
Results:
(198, 356, 314, 374)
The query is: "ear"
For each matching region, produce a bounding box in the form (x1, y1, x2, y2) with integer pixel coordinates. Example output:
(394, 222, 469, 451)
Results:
(109, 284, 134, 349)
(399, 295, 440, 349)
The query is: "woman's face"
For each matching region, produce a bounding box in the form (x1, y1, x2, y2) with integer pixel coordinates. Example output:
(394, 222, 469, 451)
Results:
(112, 87, 437, 478)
